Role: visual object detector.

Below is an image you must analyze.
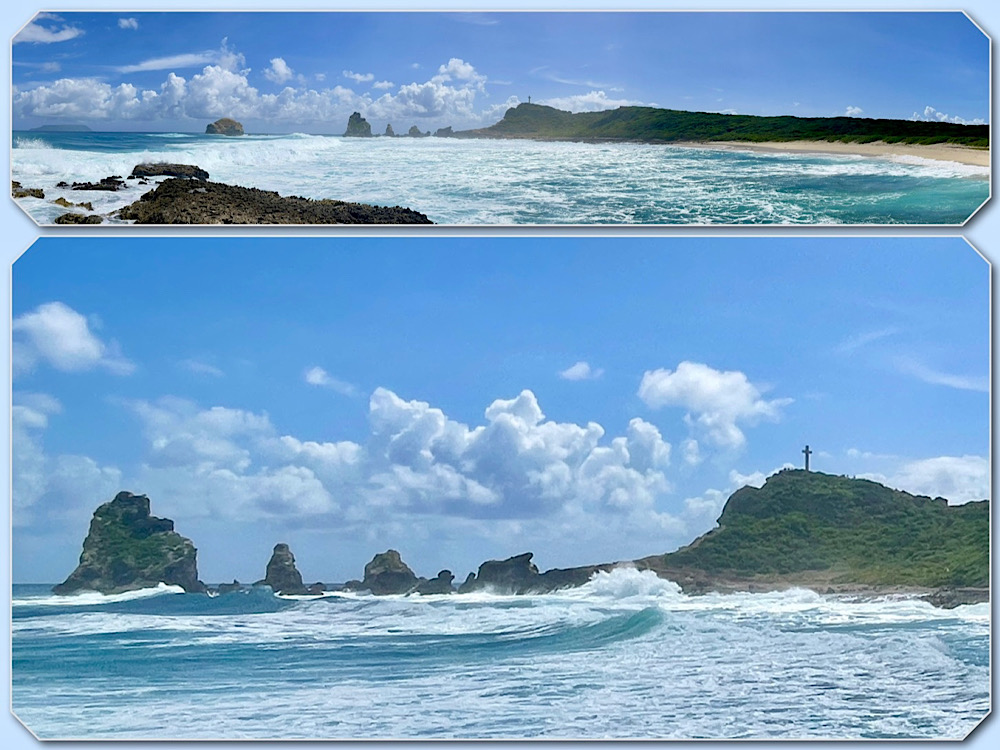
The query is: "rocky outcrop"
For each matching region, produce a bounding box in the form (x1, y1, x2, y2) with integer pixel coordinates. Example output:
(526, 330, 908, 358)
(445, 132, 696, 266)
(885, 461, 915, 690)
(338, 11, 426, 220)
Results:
(130, 163, 209, 181)
(260, 543, 309, 595)
(361, 550, 418, 595)
(12, 181, 43, 199)
(464, 552, 539, 594)
(116, 178, 432, 224)
(344, 112, 372, 137)
(407, 125, 427, 137)
(458, 572, 478, 594)
(216, 580, 243, 595)
(53, 491, 207, 595)
(434, 126, 454, 137)
(53, 197, 93, 211)
(57, 176, 126, 192)
(385, 123, 395, 137)
(415, 570, 455, 595)
(206, 118, 244, 136)
(54, 213, 102, 224)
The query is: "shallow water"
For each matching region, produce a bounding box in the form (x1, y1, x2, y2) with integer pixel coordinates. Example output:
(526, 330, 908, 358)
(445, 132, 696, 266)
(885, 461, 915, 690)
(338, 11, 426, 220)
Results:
(11, 569, 989, 739)
(11, 131, 989, 225)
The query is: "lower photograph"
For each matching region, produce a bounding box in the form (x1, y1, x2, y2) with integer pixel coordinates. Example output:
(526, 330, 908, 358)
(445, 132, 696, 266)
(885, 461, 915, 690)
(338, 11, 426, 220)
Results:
(9, 236, 989, 741)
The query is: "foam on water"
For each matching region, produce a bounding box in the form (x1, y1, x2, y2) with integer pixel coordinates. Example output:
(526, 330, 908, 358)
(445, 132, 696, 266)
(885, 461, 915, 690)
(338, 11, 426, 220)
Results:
(12, 582, 184, 607)
(10, 132, 988, 224)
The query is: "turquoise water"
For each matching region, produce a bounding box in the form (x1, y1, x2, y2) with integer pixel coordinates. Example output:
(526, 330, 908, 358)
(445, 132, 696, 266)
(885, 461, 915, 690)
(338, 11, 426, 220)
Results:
(11, 131, 989, 224)
(11, 570, 989, 739)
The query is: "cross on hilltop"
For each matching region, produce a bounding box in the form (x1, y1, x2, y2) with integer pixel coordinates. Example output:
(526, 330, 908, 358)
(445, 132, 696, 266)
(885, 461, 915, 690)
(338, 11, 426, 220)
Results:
(802, 444, 812, 472)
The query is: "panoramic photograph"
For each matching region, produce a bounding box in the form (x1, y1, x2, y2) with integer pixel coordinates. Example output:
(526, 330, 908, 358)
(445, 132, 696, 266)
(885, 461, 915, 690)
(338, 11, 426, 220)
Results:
(10, 236, 989, 739)
(10, 10, 990, 225)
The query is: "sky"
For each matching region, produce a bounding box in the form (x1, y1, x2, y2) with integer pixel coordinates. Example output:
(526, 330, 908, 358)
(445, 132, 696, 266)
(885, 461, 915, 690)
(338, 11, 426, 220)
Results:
(11, 10, 990, 133)
(10, 236, 989, 586)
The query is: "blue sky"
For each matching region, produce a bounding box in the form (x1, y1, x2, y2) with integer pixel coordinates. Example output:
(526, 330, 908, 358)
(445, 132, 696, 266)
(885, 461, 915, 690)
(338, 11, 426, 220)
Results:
(11, 237, 989, 585)
(11, 11, 990, 132)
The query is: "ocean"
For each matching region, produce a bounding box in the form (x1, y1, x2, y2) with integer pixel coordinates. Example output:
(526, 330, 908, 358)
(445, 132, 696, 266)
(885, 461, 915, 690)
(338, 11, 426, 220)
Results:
(11, 131, 990, 225)
(10, 569, 989, 740)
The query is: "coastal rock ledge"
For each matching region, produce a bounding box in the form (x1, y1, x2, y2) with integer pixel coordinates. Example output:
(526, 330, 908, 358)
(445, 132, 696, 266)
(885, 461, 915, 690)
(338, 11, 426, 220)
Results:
(205, 118, 244, 136)
(53, 491, 207, 595)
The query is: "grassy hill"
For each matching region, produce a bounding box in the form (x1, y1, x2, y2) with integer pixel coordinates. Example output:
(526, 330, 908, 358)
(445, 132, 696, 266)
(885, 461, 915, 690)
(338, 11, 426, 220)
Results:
(639, 470, 988, 589)
(457, 103, 989, 149)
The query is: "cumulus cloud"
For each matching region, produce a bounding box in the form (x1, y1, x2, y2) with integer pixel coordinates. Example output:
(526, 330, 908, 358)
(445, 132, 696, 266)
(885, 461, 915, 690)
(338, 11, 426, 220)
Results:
(264, 57, 294, 84)
(372, 80, 395, 90)
(14, 45, 498, 129)
(911, 105, 985, 126)
(860, 455, 988, 505)
(844, 105, 864, 117)
(559, 361, 604, 381)
(14, 14, 84, 44)
(304, 366, 359, 397)
(541, 90, 645, 113)
(638, 362, 791, 450)
(13, 301, 135, 376)
(118, 18, 139, 31)
(343, 70, 374, 83)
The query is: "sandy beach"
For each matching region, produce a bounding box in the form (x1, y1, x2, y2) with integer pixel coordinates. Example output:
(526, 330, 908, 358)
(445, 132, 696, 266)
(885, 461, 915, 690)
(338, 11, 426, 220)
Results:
(696, 139, 990, 168)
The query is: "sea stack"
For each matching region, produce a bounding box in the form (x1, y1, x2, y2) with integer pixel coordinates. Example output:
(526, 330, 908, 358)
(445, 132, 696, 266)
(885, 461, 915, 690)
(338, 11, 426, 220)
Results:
(361, 549, 418, 594)
(205, 117, 244, 136)
(464, 552, 541, 594)
(344, 112, 373, 137)
(260, 543, 309, 595)
(53, 491, 206, 595)
(385, 123, 395, 137)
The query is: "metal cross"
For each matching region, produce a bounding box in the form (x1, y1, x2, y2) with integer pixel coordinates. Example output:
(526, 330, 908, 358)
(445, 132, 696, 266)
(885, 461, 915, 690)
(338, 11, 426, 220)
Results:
(802, 444, 812, 472)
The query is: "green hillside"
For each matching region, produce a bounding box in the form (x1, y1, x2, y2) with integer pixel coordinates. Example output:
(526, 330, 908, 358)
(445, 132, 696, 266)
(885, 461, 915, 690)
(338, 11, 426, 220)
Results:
(649, 470, 988, 588)
(458, 103, 989, 149)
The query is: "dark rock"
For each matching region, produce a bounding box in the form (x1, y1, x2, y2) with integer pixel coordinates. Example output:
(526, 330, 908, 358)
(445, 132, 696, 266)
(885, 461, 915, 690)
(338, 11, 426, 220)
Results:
(53, 197, 93, 211)
(54, 212, 102, 225)
(467, 552, 540, 594)
(131, 163, 209, 181)
(56, 181, 69, 188)
(260, 543, 309, 595)
(342, 579, 364, 591)
(307, 582, 326, 595)
(538, 564, 612, 591)
(362, 549, 418, 595)
(69, 175, 126, 192)
(385, 123, 395, 137)
(458, 572, 478, 593)
(416, 570, 455, 595)
(921, 587, 990, 609)
(344, 112, 373, 137)
(116, 178, 432, 224)
(206, 118, 244, 136)
(434, 126, 454, 137)
(216, 580, 243, 594)
(406, 125, 425, 137)
(53, 491, 207, 595)
(12, 181, 44, 199)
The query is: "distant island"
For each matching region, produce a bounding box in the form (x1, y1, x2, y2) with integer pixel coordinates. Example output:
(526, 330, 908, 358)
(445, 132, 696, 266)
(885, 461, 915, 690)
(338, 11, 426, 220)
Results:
(29, 123, 92, 132)
(453, 103, 989, 149)
(51, 470, 988, 608)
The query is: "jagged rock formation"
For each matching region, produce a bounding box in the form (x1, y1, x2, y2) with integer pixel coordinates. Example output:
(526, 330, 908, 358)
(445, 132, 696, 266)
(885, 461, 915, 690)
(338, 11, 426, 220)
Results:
(58, 175, 126, 192)
(361, 550, 418, 594)
(12, 181, 43, 199)
(53, 197, 93, 210)
(407, 125, 427, 137)
(460, 552, 612, 594)
(385, 123, 395, 136)
(54, 213, 102, 224)
(259, 543, 309, 595)
(53, 492, 206, 595)
(415, 570, 455, 595)
(344, 112, 372, 137)
(116, 178, 432, 224)
(216, 580, 243, 595)
(434, 126, 454, 137)
(130, 163, 209, 181)
(205, 118, 244, 136)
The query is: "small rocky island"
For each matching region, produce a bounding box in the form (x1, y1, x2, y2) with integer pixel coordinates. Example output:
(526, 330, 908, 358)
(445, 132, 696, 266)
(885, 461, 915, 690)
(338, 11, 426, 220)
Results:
(344, 112, 372, 137)
(205, 117, 244, 136)
(53, 491, 206, 595)
(53, 472, 989, 607)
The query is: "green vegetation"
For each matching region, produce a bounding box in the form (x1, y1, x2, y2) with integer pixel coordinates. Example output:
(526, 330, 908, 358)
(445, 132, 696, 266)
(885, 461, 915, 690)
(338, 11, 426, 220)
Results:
(660, 470, 988, 588)
(460, 103, 988, 149)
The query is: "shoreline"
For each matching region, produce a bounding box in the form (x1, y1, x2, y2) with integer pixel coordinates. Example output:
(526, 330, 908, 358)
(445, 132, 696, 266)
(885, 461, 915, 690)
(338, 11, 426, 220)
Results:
(688, 139, 990, 168)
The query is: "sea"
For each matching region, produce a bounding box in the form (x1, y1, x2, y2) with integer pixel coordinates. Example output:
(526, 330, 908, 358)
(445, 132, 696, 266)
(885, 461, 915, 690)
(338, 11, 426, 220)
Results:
(10, 569, 989, 740)
(10, 131, 990, 225)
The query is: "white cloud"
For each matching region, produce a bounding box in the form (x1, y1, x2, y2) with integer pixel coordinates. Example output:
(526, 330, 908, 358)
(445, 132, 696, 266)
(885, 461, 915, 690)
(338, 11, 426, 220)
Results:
(834, 327, 898, 355)
(116, 52, 218, 74)
(541, 90, 645, 113)
(911, 105, 985, 126)
(372, 80, 395, 90)
(844, 105, 863, 117)
(118, 18, 139, 31)
(13, 301, 134, 376)
(638, 362, 791, 450)
(894, 357, 988, 393)
(681, 438, 701, 466)
(343, 70, 374, 83)
(860, 455, 988, 505)
(315, 73, 326, 82)
(180, 359, 224, 378)
(304, 366, 359, 397)
(264, 57, 294, 85)
(559, 361, 604, 381)
(15, 16, 84, 44)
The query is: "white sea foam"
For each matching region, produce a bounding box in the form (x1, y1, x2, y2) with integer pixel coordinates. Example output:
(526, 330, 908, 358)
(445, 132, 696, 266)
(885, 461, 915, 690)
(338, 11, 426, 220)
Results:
(12, 582, 184, 607)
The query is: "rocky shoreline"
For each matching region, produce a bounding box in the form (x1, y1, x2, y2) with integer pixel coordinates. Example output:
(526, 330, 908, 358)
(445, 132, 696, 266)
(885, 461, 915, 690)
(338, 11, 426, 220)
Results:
(52, 492, 987, 609)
